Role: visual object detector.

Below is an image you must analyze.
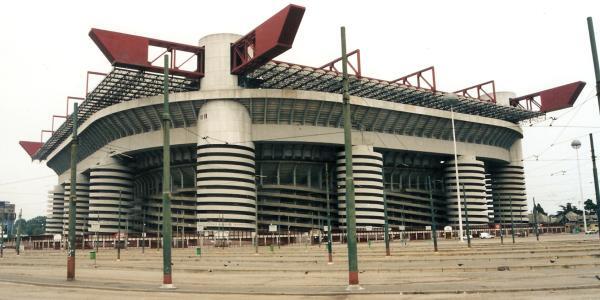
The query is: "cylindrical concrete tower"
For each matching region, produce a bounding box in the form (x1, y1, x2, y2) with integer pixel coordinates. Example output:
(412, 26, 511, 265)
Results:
(444, 156, 489, 224)
(337, 145, 384, 229)
(89, 158, 134, 233)
(196, 99, 256, 231)
(62, 174, 90, 234)
(198, 33, 242, 91)
(46, 185, 64, 234)
(491, 139, 528, 223)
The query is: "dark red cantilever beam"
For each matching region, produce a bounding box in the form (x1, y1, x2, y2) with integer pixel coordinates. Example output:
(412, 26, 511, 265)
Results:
(231, 4, 305, 75)
(89, 28, 205, 78)
(510, 81, 586, 113)
(19, 141, 44, 158)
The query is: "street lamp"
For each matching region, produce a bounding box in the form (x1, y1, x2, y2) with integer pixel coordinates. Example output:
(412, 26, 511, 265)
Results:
(572, 139, 588, 233)
(445, 93, 464, 242)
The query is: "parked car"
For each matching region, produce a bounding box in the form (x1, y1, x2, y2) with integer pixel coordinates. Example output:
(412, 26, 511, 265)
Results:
(480, 232, 495, 239)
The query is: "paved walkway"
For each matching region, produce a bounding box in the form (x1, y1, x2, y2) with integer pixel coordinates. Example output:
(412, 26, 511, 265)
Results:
(0, 234, 599, 299)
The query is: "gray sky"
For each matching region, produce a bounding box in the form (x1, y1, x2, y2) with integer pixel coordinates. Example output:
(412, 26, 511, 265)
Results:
(1, 0, 599, 218)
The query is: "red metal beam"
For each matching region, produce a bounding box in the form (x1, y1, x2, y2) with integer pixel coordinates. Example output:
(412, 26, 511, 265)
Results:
(86, 71, 108, 97)
(509, 81, 586, 113)
(19, 141, 44, 158)
(230, 4, 305, 75)
(454, 80, 496, 103)
(40, 130, 53, 143)
(66, 96, 85, 116)
(391, 66, 436, 92)
(52, 115, 67, 132)
(89, 28, 205, 78)
(319, 49, 362, 78)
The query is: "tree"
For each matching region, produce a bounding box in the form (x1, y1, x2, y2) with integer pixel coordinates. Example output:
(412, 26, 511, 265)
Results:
(555, 202, 579, 224)
(535, 203, 547, 215)
(25, 216, 46, 236)
(584, 199, 597, 215)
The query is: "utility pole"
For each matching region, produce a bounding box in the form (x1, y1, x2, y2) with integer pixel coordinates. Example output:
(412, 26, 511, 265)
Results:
(161, 54, 174, 289)
(0, 216, 4, 258)
(325, 163, 333, 264)
(428, 177, 438, 252)
(510, 195, 516, 244)
(117, 191, 121, 261)
(587, 17, 600, 114)
(532, 197, 540, 241)
(461, 184, 471, 248)
(341, 26, 360, 288)
(590, 133, 600, 240)
(383, 184, 391, 257)
(142, 210, 146, 254)
(67, 102, 79, 281)
(15, 209, 22, 255)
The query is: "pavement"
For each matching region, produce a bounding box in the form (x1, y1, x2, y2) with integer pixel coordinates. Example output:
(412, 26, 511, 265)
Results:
(0, 233, 599, 299)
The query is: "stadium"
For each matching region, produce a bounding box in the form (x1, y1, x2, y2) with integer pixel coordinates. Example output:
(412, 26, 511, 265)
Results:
(18, 4, 585, 236)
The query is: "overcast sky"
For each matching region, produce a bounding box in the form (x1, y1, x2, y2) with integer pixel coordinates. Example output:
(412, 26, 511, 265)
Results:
(1, 0, 600, 219)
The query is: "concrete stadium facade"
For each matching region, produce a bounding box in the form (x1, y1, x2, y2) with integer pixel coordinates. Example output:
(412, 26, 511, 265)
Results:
(39, 32, 535, 236)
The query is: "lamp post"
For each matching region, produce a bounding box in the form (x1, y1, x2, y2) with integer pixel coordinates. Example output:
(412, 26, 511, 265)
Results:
(325, 163, 333, 263)
(117, 190, 121, 261)
(340, 26, 360, 288)
(428, 177, 438, 252)
(461, 183, 471, 248)
(572, 139, 587, 233)
(444, 93, 464, 242)
(510, 195, 516, 244)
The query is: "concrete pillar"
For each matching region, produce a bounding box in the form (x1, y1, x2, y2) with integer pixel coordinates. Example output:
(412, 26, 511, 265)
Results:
(444, 155, 489, 225)
(490, 139, 528, 224)
(62, 174, 90, 235)
(45, 185, 64, 234)
(89, 158, 134, 233)
(336, 145, 384, 229)
(196, 100, 257, 231)
(198, 33, 242, 91)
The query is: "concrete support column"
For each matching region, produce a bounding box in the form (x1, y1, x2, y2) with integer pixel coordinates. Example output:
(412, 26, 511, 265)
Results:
(46, 185, 64, 234)
(196, 100, 256, 231)
(444, 155, 489, 225)
(89, 158, 134, 233)
(336, 145, 384, 229)
(62, 174, 90, 235)
(491, 139, 528, 224)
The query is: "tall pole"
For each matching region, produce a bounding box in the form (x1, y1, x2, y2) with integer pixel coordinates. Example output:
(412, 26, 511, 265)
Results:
(0, 215, 4, 258)
(161, 54, 174, 288)
(67, 102, 78, 281)
(15, 209, 22, 255)
(117, 191, 121, 261)
(575, 148, 588, 232)
(510, 195, 516, 244)
(499, 203, 504, 245)
(383, 185, 390, 257)
(587, 17, 600, 114)
(142, 210, 146, 254)
(451, 107, 464, 241)
(428, 177, 438, 252)
(590, 133, 600, 240)
(325, 164, 333, 264)
(341, 26, 359, 287)
(532, 197, 539, 241)
(461, 184, 471, 248)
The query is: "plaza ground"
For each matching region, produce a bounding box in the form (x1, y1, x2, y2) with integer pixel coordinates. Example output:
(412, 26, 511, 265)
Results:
(1, 233, 599, 299)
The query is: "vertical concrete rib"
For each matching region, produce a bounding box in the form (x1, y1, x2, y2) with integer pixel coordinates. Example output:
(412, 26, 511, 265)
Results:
(196, 100, 257, 231)
(46, 185, 65, 234)
(337, 145, 384, 228)
(89, 158, 134, 233)
(62, 175, 90, 234)
(444, 156, 489, 224)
